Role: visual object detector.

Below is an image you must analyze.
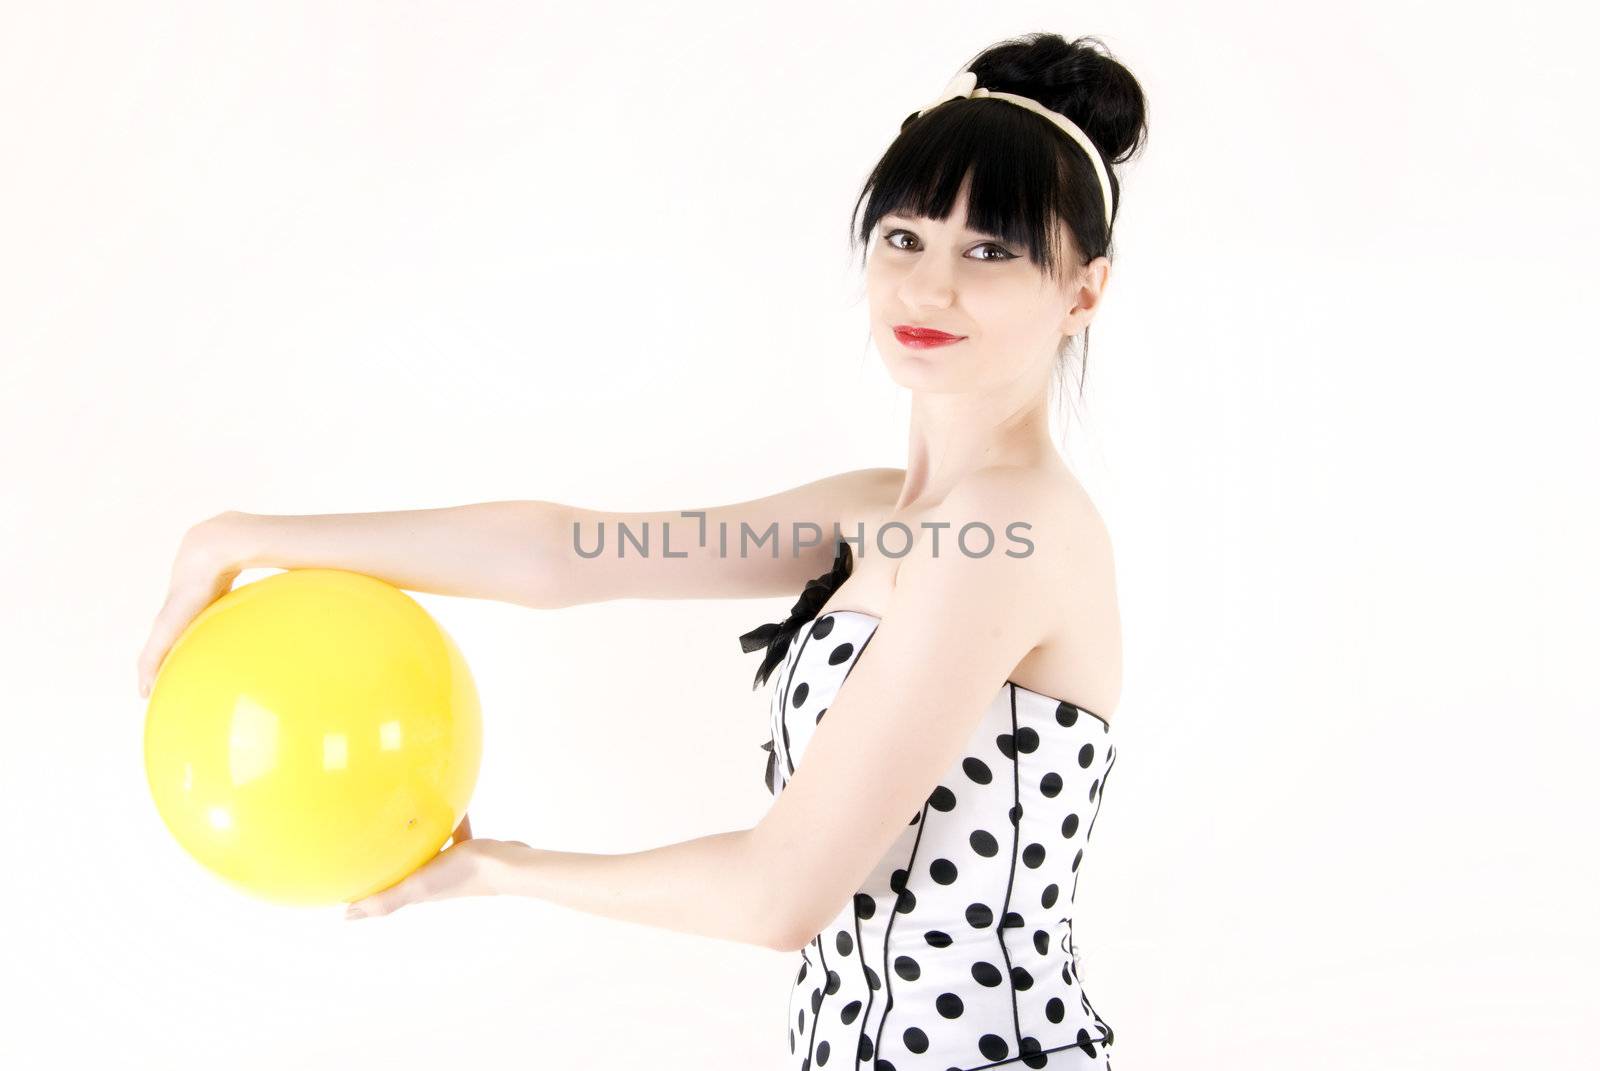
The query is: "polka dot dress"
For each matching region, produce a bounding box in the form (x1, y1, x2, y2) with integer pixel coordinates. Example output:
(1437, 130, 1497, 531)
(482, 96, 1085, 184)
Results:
(756, 604, 1118, 1071)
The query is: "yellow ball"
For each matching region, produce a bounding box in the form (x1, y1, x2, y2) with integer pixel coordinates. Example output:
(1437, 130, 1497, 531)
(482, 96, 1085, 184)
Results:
(143, 568, 483, 906)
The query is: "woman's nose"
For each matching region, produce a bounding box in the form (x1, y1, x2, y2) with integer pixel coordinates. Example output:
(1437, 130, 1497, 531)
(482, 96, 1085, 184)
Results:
(898, 256, 957, 309)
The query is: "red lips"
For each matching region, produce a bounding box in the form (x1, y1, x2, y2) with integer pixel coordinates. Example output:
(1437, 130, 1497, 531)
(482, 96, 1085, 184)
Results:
(893, 324, 964, 341)
(893, 324, 967, 349)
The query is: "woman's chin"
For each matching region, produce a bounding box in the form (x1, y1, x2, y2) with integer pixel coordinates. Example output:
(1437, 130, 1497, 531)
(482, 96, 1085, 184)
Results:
(883, 352, 959, 390)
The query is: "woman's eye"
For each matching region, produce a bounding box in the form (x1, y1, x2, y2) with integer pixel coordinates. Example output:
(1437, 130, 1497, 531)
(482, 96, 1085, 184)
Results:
(972, 243, 1014, 262)
(881, 230, 1013, 261)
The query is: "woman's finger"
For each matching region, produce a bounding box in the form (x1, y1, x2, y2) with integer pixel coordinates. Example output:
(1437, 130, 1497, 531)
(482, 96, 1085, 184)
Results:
(345, 831, 491, 919)
(452, 812, 473, 844)
(138, 522, 241, 698)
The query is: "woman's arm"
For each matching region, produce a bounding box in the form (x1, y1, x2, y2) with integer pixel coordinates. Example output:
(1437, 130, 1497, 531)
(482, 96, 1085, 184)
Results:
(340, 820, 790, 951)
(209, 502, 566, 608)
(202, 466, 901, 611)
(486, 829, 794, 950)
(540, 467, 903, 607)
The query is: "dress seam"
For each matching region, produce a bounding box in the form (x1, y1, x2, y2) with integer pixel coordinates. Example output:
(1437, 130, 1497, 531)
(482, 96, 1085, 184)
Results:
(785, 615, 855, 1064)
(951, 1028, 1115, 1071)
(1071, 750, 1116, 1030)
(997, 684, 1024, 1054)
(803, 930, 830, 1067)
(799, 620, 877, 1067)
(870, 799, 930, 1067)
(777, 617, 816, 781)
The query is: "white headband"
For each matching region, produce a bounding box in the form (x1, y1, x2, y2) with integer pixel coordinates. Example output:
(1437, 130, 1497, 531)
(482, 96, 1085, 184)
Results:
(915, 69, 1115, 231)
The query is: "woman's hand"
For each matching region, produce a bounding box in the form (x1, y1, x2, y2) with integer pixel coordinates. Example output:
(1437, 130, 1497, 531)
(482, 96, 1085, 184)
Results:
(136, 512, 247, 698)
(344, 814, 528, 920)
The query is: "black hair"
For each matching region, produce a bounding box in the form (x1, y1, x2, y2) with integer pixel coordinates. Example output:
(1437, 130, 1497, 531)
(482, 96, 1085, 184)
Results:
(849, 33, 1149, 417)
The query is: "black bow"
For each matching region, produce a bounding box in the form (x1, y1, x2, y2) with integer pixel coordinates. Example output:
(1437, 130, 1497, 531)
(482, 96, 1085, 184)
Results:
(758, 738, 778, 797)
(739, 540, 854, 689)
(741, 540, 854, 794)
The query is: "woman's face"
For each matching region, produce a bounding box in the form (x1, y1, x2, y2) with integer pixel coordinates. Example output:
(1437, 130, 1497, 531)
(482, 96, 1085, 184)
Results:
(865, 178, 1102, 395)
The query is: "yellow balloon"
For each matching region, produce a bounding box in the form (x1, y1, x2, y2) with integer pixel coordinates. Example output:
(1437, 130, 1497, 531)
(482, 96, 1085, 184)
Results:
(143, 568, 482, 906)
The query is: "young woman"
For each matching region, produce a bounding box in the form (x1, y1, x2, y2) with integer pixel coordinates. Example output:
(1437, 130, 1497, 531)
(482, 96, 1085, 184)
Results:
(137, 32, 1147, 1070)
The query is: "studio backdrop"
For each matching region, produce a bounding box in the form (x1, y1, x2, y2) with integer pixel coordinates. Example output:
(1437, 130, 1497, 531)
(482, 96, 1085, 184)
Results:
(1, 3, 1593, 1070)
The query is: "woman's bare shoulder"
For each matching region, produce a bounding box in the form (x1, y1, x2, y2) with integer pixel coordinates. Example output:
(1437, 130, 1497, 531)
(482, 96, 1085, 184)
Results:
(945, 463, 1110, 549)
(948, 466, 1120, 717)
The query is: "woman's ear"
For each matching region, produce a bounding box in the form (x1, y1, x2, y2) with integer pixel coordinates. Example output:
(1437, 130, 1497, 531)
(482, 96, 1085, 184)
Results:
(1057, 257, 1111, 336)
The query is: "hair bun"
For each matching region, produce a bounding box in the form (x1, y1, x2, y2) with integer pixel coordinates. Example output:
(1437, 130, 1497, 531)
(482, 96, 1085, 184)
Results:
(964, 33, 1148, 166)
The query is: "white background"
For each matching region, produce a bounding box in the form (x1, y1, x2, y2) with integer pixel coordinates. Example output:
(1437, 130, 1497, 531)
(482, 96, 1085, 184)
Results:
(2, 2, 1595, 1069)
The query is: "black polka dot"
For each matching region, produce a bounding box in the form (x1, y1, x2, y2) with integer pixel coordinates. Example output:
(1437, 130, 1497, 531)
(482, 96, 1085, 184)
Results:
(1062, 813, 1079, 838)
(968, 829, 999, 857)
(793, 682, 809, 707)
(1041, 883, 1059, 909)
(890, 868, 908, 892)
(854, 893, 876, 919)
(1022, 842, 1046, 868)
(1009, 803, 1024, 826)
(1056, 702, 1079, 727)
(1032, 929, 1050, 955)
(996, 732, 1016, 759)
(857, 1035, 873, 1061)
(928, 785, 957, 811)
(825, 969, 840, 995)
(896, 888, 917, 913)
(936, 992, 965, 1018)
(923, 929, 952, 947)
(978, 1034, 1010, 1061)
(827, 642, 854, 665)
(1040, 771, 1063, 797)
(797, 960, 808, 983)
(815, 707, 827, 724)
(835, 930, 853, 956)
(962, 756, 992, 784)
(1078, 742, 1095, 768)
(903, 1027, 929, 1054)
(1015, 726, 1039, 753)
(1046, 997, 1065, 1023)
(1072, 848, 1083, 872)
(929, 857, 958, 884)
(865, 966, 880, 990)
(965, 902, 994, 928)
(841, 999, 862, 1024)
(789, 1028, 796, 1052)
(1089, 778, 1099, 801)
(1010, 965, 1034, 990)
(893, 955, 921, 981)
(811, 987, 822, 1014)
(811, 616, 835, 639)
(971, 961, 1003, 987)
(817, 1040, 830, 1066)
(1001, 911, 1024, 929)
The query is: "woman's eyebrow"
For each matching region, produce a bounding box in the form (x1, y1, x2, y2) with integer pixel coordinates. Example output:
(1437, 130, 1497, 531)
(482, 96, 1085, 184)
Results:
(881, 215, 1002, 240)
